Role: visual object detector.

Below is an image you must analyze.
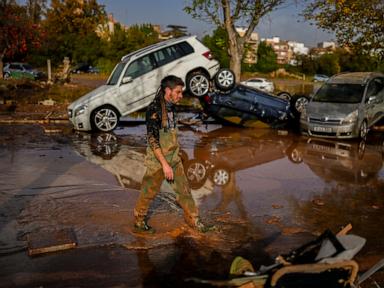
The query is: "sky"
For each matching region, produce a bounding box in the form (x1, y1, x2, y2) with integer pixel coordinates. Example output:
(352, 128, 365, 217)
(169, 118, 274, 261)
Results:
(98, 0, 335, 48)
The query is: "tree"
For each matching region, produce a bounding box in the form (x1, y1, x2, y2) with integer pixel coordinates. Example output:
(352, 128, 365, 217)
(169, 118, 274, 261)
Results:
(253, 41, 278, 73)
(202, 27, 230, 68)
(100, 23, 159, 72)
(0, 1, 43, 78)
(43, 0, 106, 64)
(26, 0, 47, 23)
(303, 0, 384, 59)
(317, 53, 340, 76)
(185, 0, 285, 81)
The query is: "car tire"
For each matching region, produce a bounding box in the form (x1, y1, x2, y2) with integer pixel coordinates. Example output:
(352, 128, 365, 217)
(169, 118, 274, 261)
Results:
(214, 68, 235, 91)
(187, 71, 210, 97)
(277, 91, 291, 101)
(286, 143, 303, 164)
(211, 168, 230, 186)
(91, 132, 119, 160)
(291, 95, 309, 114)
(3, 72, 10, 80)
(91, 105, 120, 132)
(185, 159, 208, 189)
(359, 120, 368, 139)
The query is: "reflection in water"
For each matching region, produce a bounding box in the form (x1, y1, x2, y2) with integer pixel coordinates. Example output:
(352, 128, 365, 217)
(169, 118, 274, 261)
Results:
(287, 134, 384, 251)
(71, 128, 296, 213)
(287, 135, 384, 185)
(68, 127, 384, 283)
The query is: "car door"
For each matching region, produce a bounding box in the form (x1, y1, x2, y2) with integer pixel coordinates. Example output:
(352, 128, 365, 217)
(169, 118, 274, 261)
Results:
(364, 78, 384, 125)
(213, 87, 257, 124)
(117, 54, 158, 115)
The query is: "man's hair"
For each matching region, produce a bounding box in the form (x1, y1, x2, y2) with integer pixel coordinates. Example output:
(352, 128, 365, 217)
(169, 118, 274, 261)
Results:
(160, 75, 184, 91)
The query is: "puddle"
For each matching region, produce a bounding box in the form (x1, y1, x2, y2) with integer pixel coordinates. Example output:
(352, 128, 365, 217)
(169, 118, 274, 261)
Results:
(1, 124, 384, 287)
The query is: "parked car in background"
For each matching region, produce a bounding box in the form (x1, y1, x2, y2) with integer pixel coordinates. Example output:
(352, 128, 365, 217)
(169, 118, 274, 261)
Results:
(313, 74, 330, 82)
(68, 35, 235, 132)
(3, 62, 45, 80)
(240, 77, 274, 93)
(71, 63, 100, 74)
(301, 72, 384, 139)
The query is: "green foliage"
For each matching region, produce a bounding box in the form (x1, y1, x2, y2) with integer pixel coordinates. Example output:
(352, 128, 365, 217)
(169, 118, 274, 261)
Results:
(293, 48, 384, 77)
(335, 49, 379, 72)
(43, 0, 107, 65)
(0, 1, 43, 62)
(303, 0, 384, 59)
(201, 27, 229, 68)
(184, 0, 286, 78)
(102, 23, 159, 65)
(317, 53, 340, 76)
(253, 41, 278, 73)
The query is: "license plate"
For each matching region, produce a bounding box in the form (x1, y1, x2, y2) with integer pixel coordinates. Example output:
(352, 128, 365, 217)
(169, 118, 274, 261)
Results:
(313, 126, 332, 133)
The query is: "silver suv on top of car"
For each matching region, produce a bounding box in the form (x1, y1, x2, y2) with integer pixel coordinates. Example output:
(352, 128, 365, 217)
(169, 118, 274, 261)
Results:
(68, 35, 234, 132)
(300, 72, 384, 139)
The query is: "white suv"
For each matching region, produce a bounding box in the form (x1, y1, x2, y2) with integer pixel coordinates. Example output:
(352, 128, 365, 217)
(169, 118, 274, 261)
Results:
(68, 36, 234, 132)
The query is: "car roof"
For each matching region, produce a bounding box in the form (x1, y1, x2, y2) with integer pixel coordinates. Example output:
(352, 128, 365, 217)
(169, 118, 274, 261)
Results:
(329, 72, 384, 85)
(120, 35, 196, 62)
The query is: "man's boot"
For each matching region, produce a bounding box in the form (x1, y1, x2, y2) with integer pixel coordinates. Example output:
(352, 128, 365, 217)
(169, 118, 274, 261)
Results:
(133, 215, 155, 234)
(187, 216, 217, 233)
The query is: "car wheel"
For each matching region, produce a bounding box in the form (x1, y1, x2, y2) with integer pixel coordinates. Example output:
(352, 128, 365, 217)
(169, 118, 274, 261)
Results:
(91, 132, 119, 159)
(187, 71, 210, 97)
(357, 139, 366, 160)
(286, 145, 303, 164)
(212, 168, 230, 186)
(185, 159, 208, 189)
(91, 106, 119, 132)
(359, 120, 368, 139)
(214, 68, 235, 91)
(292, 96, 309, 114)
(3, 72, 10, 80)
(277, 92, 291, 101)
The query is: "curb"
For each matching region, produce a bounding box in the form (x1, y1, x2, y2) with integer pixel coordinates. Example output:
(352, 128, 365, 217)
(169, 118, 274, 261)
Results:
(0, 118, 69, 125)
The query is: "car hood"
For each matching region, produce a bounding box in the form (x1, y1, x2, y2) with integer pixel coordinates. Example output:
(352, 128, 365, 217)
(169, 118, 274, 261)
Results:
(306, 101, 359, 118)
(68, 85, 116, 109)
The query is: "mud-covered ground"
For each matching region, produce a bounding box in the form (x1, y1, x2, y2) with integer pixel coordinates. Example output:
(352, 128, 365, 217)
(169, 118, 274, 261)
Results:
(1, 121, 384, 287)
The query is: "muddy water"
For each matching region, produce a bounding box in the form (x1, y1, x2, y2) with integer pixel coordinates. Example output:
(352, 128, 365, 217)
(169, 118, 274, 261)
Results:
(1, 124, 384, 287)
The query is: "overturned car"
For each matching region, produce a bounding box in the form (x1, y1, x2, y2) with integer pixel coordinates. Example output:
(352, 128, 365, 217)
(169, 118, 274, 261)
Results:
(199, 84, 308, 128)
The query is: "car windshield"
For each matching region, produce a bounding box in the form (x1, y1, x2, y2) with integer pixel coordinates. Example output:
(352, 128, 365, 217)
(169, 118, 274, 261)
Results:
(312, 83, 365, 103)
(22, 64, 33, 70)
(107, 62, 126, 85)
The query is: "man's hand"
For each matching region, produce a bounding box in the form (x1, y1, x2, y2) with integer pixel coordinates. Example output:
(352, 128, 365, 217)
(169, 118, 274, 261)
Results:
(162, 162, 174, 181)
(153, 148, 174, 181)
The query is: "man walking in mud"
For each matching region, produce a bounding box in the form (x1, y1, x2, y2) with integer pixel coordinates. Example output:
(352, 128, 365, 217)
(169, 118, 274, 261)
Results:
(134, 75, 214, 233)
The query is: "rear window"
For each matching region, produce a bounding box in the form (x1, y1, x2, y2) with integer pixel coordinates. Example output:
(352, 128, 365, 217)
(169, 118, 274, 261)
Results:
(178, 41, 194, 55)
(312, 83, 365, 104)
(153, 42, 194, 67)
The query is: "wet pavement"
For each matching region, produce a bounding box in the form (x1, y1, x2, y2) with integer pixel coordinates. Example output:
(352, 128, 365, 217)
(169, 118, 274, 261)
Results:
(1, 121, 384, 287)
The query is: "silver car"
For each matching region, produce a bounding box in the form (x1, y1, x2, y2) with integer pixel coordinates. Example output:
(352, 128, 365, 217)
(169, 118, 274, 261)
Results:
(301, 72, 384, 139)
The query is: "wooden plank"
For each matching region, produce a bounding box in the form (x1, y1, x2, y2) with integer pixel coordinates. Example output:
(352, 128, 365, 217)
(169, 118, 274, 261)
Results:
(27, 228, 77, 256)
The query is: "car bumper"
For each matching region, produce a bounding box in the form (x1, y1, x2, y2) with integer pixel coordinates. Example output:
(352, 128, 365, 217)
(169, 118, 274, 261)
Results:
(68, 109, 92, 131)
(300, 121, 358, 138)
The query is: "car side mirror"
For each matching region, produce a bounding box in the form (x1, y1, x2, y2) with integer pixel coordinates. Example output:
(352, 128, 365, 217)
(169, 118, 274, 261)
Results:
(121, 76, 133, 84)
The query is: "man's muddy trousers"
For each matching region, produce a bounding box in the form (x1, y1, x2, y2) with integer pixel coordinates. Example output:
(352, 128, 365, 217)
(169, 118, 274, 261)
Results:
(134, 129, 198, 226)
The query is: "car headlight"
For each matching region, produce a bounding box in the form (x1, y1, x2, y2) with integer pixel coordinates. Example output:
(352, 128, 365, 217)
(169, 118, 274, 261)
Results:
(74, 105, 88, 117)
(342, 110, 358, 124)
